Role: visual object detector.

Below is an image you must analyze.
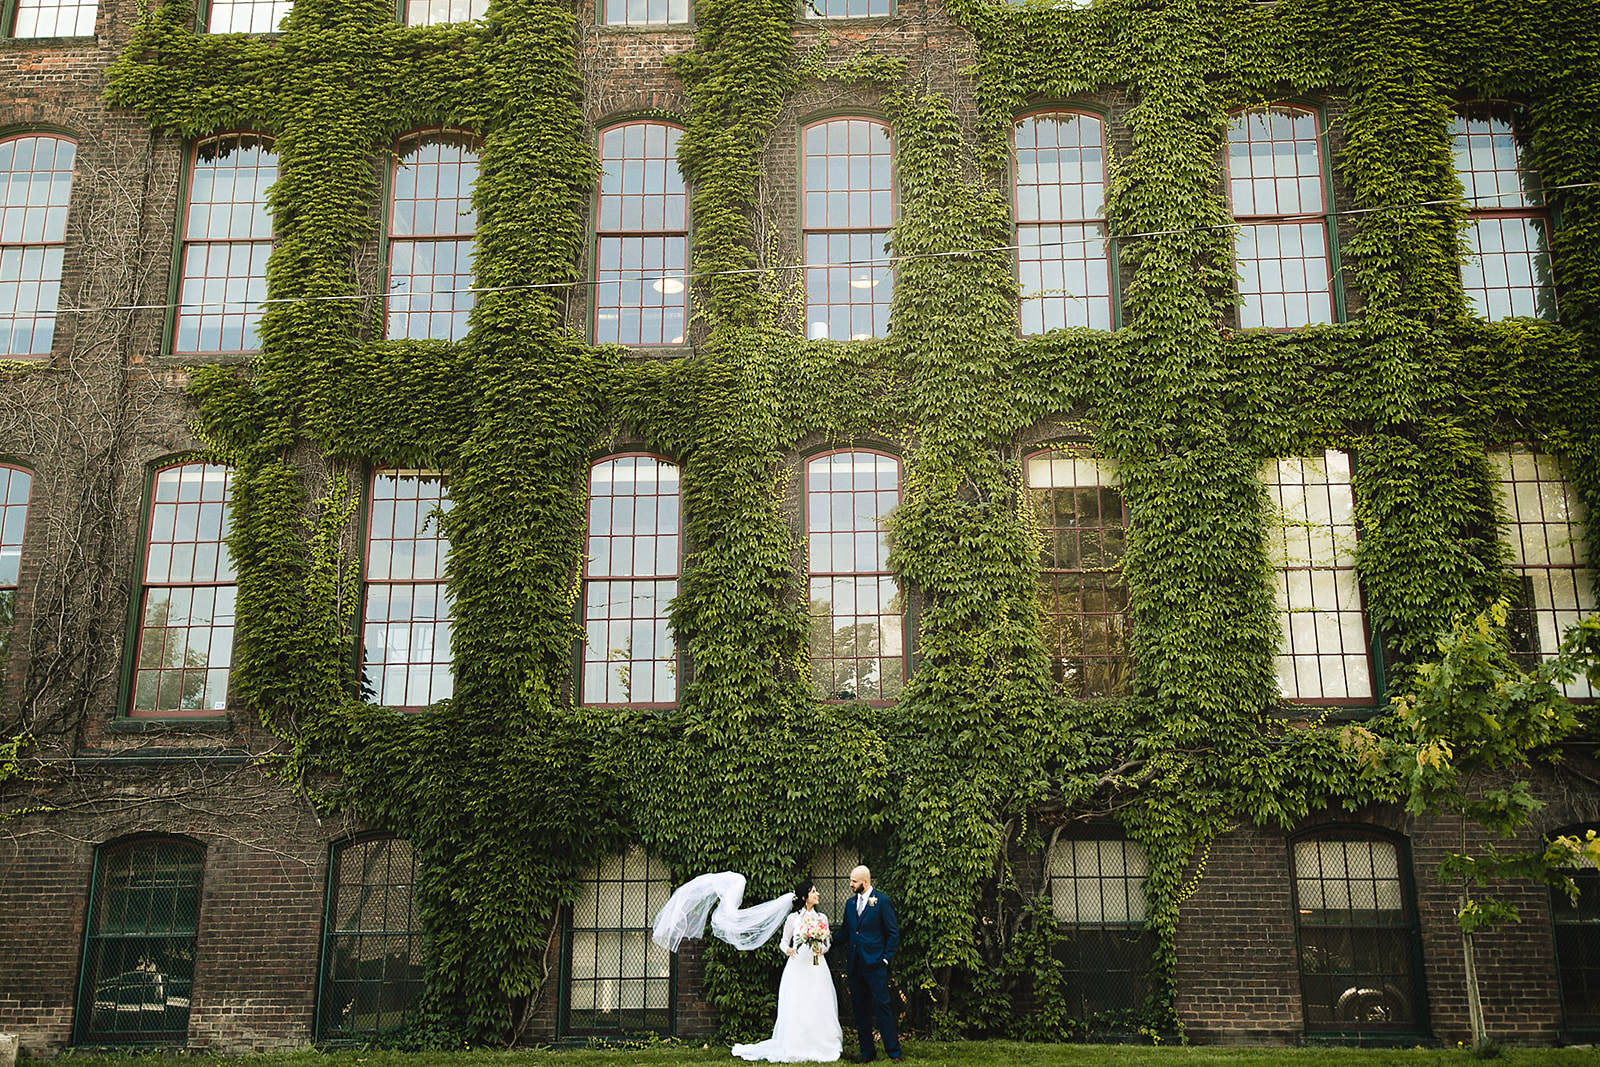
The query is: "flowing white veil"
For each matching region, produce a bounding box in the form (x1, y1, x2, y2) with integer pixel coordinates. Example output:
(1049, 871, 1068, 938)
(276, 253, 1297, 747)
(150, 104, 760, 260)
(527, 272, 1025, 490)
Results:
(651, 871, 796, 952)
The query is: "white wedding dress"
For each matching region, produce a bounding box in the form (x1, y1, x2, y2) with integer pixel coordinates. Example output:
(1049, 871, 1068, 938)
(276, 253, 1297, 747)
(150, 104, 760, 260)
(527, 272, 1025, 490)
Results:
(731, 909, 843, 1063)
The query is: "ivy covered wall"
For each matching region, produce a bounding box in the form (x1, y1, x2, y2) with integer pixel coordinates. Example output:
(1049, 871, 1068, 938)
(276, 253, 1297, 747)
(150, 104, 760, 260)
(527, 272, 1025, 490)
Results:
(100, 0, 1599, 1045)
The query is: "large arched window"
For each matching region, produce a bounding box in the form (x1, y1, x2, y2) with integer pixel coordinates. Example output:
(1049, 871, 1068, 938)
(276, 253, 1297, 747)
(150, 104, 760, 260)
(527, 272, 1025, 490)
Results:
(387, 129, 479, 342)
(805, 450, 904, 702)
(1450, 110, 1557, 321)
(129, 461, 236, 717)
(581, 455, 681, 706)
(594, 122, 688, 347)
(1013, 111, 1112, 332)
(1549, 825, 1600, 1032)
(1226, 106, 1334, 329)
(316, 834, 423, 1041)
(0, 133, 75, 357)
(174, 133, 277, 354)
(1047, 836, 1152, 1019)
(362, 469, 453, 709)
(0, 464, 32, 683)
(803, 119, 893, 341)
(74, 836, 204, 1045)
(207, 0, 290, 32)
(1291, 830, 1425, 1036)
(561, 847, 675, 1037)
(9, 0, 97, 36)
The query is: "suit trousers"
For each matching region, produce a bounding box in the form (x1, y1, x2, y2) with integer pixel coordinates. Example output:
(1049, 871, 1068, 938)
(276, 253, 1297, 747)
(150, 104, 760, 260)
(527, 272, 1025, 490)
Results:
(847, 959, 899, 1060)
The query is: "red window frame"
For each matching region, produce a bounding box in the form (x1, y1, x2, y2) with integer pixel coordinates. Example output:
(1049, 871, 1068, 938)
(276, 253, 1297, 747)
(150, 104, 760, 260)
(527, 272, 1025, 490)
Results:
(403, 0, 488, 24)
(386, 128, 480, 342)
(1012, 110, 1114, 333)
(1450, 109, 1558, 322)
(206, 0, 291, 33)
(173, 132, 276, 355)
(593, 121, 689, 347)
(802, 118, 895, 342)
(9, 0, 98, 37)
(360, 468, 454, 710)
(599, 0, 690, 26)
(0, 133, 76, 358)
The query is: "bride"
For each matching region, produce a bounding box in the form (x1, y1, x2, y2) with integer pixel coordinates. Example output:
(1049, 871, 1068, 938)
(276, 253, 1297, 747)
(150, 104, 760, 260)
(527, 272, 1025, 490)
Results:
(731, 881, 843, 1063)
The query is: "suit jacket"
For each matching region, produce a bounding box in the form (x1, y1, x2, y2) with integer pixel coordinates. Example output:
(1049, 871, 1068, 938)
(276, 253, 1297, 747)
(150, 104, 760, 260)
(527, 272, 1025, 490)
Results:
(840, 887, 899, 971)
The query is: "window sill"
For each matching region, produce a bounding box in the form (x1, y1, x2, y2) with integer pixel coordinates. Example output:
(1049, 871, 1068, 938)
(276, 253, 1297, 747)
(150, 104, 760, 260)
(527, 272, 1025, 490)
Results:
(154, 350, 260, 367)
(110, 716, 233, 733)
(1, 35, 98, 47)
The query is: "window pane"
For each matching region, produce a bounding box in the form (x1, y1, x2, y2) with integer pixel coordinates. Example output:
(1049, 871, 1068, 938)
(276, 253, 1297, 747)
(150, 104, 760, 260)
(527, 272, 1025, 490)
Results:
(388, 131, 479, 341)
(405, 0, 487, 24)
(803, 120, 893, 340)
(1045, 838, 1153, 1018)
(563, 847, 674, 1036)
(1227, 109, 1332, 329)
(12, 0, 98, 36)
(318, 836, 423, 1041)
(595, 124, 688, 346)
(1014, 114, 1112, 333)
(175, 134, 276, 353)
(363, 470, 454, 708)
(207, 0, 290, 32)
(0, 135, 76, 356)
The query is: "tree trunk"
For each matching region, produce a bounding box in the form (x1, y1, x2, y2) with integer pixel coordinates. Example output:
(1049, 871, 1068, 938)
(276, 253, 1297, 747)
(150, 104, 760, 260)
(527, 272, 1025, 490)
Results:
(1460, 894, 1488, 1050)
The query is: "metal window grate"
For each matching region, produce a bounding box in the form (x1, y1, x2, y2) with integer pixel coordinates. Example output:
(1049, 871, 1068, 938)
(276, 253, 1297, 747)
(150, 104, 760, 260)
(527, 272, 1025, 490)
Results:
(1046, 838, 1153, 1020)
(76, 838, 204, 1045)
(362, 469, 454, 708)
(1014, 113, 1112, 332)
(810, 844, 863, 922)
(317, 836, 424, 1042)
(1551, 850, 1600, 1029)
(562, 848, 675, 1037)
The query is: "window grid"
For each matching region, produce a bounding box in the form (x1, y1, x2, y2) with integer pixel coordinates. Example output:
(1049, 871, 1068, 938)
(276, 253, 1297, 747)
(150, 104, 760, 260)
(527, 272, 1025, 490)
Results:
(1013, 112, 1113, 332)
(803, 119, 894, 341)
(1045, 838, 1153, 1020)
(174, 134, 276, 354)
(582, 455, 681, 707)
(1551, 835, 1600, 1030)
(207, 0, 290, 32)
(594, 123, 688, 347)
(130, 463, 236, 718)
(317, 836, 424, 1042)
(805, 0, 891, 17)
(11, 0, 96, 36)
(809, 844, 863, 923)
(1026, 450, 1131, 698)
(0, 134, 75, 357)
(387, 130, 479, 342)
(0, 466, 32, 686)
(602, 0, 689, 24)
(404, 0, 486, 24)
(806, 450, 904, 703)
(1292, 835, 1423, 1034)
(362, 469, 454, 709)
(1264, 451, 1375, 704)
(1227, 107, 1334, 330)
(75, 838, 204, 1045)
(1451, 113, 1557, 321)
(1490, 449, 1596, 700)
(562, 847, 675, 1037)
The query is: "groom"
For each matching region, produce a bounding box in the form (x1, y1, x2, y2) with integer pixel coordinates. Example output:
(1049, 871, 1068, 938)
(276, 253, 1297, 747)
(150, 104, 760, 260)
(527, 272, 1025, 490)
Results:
(839, 864, 901, 1063)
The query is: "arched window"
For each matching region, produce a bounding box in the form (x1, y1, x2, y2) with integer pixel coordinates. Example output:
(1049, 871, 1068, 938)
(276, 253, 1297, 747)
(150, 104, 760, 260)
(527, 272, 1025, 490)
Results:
(1025, 448, 1130, 697)
(0, 464, 32, 681)
(561, 847, 675, 1037)
(1013, 112, 1112, 332)
(316, 834, 423, 1041)
(1290, 830, 1425, 1036)
(362, 469, 454, 709)
(387, 129, 479, 342)
(1549, 825, 1600, 1031)
(581, 455, 681, 706)
(174, 133, 276, 354)
(207, 0, 290, 32)
(1263, 450, 1375, 704)
(1226, 106, 1334, 329)
(9, 0, 97, 36)
(129, 461, 236, 717)
(594, 122, 688, 347)
(74, 836, 204, 1045)
(803, 119, 893, 341)
(1450, 110, 1557, 321)
(805, 450, 904, 702)
(404, 0, 486, 24)
(0, 133, 75, 357)
(1046, 836, 1152, 1019)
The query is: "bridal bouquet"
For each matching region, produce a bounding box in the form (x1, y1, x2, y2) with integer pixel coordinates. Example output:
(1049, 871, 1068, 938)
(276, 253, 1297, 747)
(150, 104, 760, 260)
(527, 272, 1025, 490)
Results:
(796, 914, 831, 966)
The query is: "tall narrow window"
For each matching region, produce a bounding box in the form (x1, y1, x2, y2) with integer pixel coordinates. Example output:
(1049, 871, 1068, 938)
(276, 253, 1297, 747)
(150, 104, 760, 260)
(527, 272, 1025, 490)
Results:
(1490, 448, 1596, 699)
(1551, 827, 1600, 1032)
(317, 835, 423, 1042)
(130, 462, 235, 717)
(561, 847, 675, 1037)
(1014, 112, 1112, 332)
(0, 465, 31, 687)
(1263, 451, 1374, 704)
(1227, 106, 1334, 329)
(1047, 837, 1152, 1019)
(404, 0, 486, 23)
(0, 134, 75, 357)
(601, 0, 688, 25)
(594, 122, 688, 347)
(803, 119, 893, 341)
(174, 133, 276, 354)
(1292, 833, 1425, 1036)
(806, 450, 904, 702)
(809, 845, 864, 922)
(582, 455, 680, 706)
(362, 469, 453, 709)
(387, 130, 479, 342)
(75, 837, 204, 1046)
(9, 0, 97, 36)
(1026, 449, 1130, 697)
(207, 0, 290, 32)
(1451, 112, 1557, 321)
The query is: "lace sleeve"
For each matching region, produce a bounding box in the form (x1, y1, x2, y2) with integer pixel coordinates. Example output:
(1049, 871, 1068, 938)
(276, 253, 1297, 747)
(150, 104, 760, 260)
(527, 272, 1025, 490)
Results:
(781, 913, 799, 951)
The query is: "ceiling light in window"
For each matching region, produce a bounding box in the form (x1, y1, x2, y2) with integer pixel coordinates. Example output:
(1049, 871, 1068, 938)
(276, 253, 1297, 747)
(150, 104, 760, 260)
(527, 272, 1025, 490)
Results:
(848, 274, 879, 290)
(651, 277, 685, 295)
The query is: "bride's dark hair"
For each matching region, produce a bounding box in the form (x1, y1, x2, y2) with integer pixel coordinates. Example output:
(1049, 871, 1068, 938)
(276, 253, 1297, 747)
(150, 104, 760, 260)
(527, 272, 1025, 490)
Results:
(792, 879, 816, 911)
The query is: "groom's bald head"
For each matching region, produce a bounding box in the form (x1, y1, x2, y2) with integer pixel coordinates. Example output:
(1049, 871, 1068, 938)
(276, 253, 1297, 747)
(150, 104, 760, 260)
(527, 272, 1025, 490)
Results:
(850, 865, 871, 892)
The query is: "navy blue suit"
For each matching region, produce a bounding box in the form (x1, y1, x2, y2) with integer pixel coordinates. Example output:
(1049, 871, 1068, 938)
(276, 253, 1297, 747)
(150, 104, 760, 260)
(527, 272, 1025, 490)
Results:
(840, 887, 900, 1061)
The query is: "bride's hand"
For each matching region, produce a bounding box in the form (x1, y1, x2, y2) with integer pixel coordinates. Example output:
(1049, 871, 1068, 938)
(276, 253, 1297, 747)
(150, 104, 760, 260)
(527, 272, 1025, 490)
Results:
(784, 947, 795, 957)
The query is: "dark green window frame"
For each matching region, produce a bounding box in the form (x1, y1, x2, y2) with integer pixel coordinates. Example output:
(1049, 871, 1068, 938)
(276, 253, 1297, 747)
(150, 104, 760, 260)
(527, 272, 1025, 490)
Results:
(557, 847, 676, 1038)
(315, 833, 425, 1043)
(3, 0, 98, 38)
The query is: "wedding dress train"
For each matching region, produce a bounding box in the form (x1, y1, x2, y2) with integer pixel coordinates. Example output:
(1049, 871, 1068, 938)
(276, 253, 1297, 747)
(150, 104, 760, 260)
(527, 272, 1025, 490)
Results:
(731, 909, 843, 1063)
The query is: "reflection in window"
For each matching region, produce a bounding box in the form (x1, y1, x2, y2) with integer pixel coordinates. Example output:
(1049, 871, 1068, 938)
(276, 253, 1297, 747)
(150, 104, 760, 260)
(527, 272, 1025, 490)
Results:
(362, 470, 453, 709)
(387, 130, 479, 342)
(1047, 838, 1152, 1020)
(130, 463, 236, 717)
(602, 0, 688, 24)
(1450, 113, 1556, 321)
(562, 847, 675, 1037)
(1226, 107, 1333, 329)
(11, 0, 97, 36)
(317, 836, 423, 1041)
(1027, 450, 1130, 697)
(1263, 451, 1374, 703)
(1014, 113, 1112, 332)
(806, 451, 903, 702)
(582, 456, 680, 706)
(0, 134, 76, 356)
(1551, 830, 1600, 1031)
(803, 119, 893, 341)
(1292, 835, 1424, 1035)
(207, 0, 290, 32)
(175, 134, 276, 353)
(1490, 449, 1596, 699)
(404, 0, 486, 23)
(75, 838, 203, 1045)
(0, 466, 30, 693)
(595, 123, 688, 346)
